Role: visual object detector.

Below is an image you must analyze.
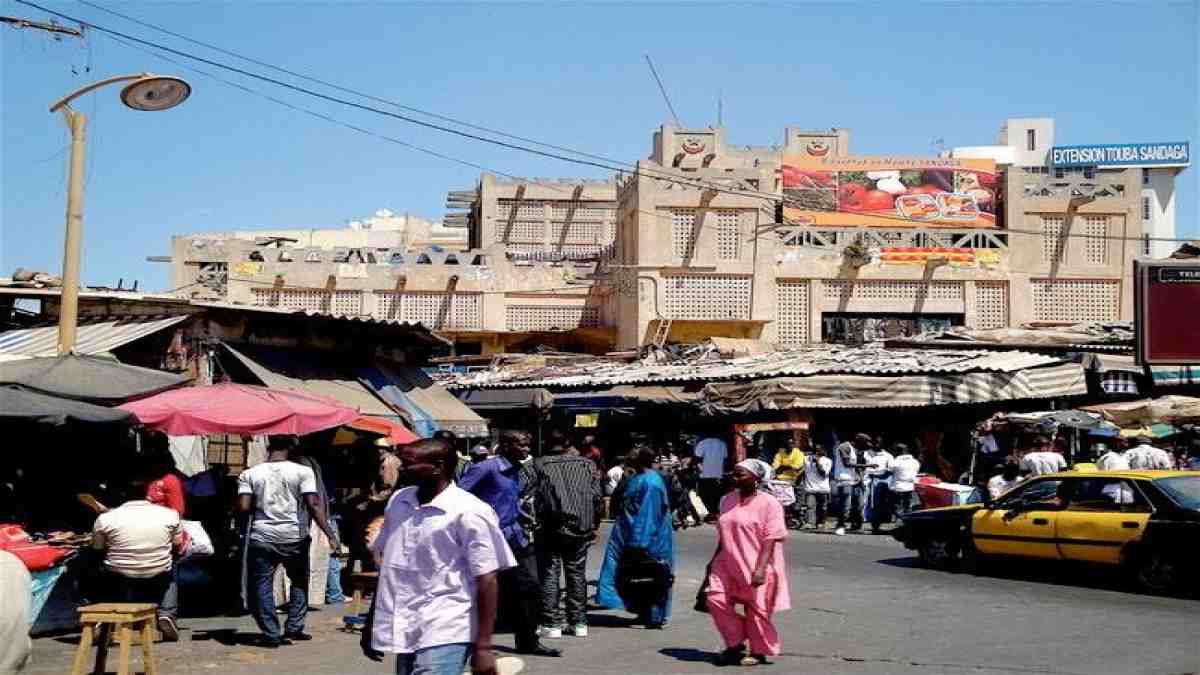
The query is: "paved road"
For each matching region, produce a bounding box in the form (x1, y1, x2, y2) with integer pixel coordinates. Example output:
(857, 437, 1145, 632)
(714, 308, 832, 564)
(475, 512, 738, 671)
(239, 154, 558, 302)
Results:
(28, 526, 1199, 675)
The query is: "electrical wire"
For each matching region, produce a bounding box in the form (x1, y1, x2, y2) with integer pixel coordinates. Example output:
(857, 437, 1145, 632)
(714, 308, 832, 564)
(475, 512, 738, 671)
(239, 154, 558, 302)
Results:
(21, 0, 1194, 245)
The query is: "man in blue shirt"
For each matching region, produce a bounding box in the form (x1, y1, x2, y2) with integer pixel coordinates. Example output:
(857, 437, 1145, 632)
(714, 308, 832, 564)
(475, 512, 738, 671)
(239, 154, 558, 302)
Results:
(460, 430, 561, 658)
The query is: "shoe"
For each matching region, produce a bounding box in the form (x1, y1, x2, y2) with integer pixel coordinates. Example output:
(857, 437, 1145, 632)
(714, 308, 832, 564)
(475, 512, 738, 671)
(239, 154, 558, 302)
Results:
(566, 623, 587, 637)
(256, 636, 291, 649)
(283, 631, 313, 641)
(834, 527, 846, 536)
(716, 646, 746, 666)
(739, 654, 760, 666)
(537, 625, 563, 639)
(747, 654, 770, 665)
(156, 616, 179, 642)
(516, 643, 562, 657)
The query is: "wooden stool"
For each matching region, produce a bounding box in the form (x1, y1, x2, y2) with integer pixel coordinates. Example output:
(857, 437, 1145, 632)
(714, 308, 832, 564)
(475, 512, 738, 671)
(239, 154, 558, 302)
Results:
(349, 571, 378, 613)
(71, 603, 158, 675)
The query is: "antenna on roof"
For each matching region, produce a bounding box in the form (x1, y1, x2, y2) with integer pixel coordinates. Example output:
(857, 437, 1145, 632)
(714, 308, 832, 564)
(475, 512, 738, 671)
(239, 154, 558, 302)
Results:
(644, 54, 682, 127)
(717, 90, 723, 127)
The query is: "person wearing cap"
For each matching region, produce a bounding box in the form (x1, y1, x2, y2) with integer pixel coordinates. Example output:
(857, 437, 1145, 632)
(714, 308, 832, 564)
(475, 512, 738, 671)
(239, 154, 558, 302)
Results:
(1127, 436, 1174, 470)
(705, 459, 790, 667)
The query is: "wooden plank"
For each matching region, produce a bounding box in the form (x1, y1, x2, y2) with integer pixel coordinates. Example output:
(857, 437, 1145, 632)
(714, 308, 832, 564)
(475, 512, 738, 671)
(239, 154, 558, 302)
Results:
(117, 625, 133, 675)
(141, 621, 158, 675)
(70, 622, 94, 675)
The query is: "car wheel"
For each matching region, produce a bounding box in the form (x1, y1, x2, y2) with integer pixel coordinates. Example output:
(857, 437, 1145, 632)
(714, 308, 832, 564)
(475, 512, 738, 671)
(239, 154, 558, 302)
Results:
(917, 533, 960, 570)
(1133, 551, 1180, 595)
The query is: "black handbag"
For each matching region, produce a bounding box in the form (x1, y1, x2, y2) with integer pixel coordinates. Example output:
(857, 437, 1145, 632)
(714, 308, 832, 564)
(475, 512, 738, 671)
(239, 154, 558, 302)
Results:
(616, 548, 674, 608)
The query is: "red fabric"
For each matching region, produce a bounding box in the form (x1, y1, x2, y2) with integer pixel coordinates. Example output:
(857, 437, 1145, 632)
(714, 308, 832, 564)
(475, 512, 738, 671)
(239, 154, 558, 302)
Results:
(147, 474, 187, 516)
(119, 383, 359, 436)
(0, 524, 71, 571)
(345, 416, 420, 445)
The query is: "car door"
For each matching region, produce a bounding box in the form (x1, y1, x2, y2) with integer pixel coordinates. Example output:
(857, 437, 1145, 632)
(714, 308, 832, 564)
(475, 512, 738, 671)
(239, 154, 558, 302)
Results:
(1056, 477, 1153, 564)
(971, 478, 1065, 559)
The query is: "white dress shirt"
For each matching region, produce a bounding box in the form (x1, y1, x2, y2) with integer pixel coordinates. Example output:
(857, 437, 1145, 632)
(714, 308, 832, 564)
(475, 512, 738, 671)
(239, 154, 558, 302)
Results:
(1096, 451, 1130, 471)
(1127, 444, 1174, 470)
(1020, 451, 1067, 477)
(370, 484, 515, 654)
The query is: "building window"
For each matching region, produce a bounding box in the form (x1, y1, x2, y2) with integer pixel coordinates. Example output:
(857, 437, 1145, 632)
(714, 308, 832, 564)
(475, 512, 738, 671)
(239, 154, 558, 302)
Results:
(1026, 129, 1036, 151)
(1142, 234, 1151, 256)
(1083, 166, 1095, 179)
(1142, 168, 1150, 186)
(1054, 167, 1065, 179)
(1142, 196, 1152, 221)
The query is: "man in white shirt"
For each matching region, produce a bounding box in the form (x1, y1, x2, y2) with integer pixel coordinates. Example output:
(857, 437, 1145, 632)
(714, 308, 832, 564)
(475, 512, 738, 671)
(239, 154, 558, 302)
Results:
(864, 444, 895, 534)
(1127, 437, 1174, 470)
(1094, 442, 1130, 471)
(1019, 435, 1067, 477)
(91, 486, 183, 632)
(362, 438, 514, 675)
(238, 436, 339, 648)
(831, 434, 869, 535)
(987, 461, 1022, 501)
(0, 550, 32, 673)
(888, 444, 922, 518)
(693, 433, 729, 519)
(802, 447, 833, 530)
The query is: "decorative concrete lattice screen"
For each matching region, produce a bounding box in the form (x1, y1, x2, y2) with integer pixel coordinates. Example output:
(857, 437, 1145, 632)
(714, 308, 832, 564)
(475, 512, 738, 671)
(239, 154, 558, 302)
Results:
(549, 204, 612, 221)
(252, 288, 362, 316)
(822, 280, 965, 303)
(663, 274, 752, 320)
(497, 202, 544, 219)
(1042, 216, 1066, 262)
(506, 305, 600, 331)
(502, 221, 545, 243)
(671, 209, 697, 259)
(1031, 279, 1120, 322)
(1083, 216, 1109, 265)
(775, 280, 811, 345)
(716, 210, 741, 260)
(974, 281, 1009, 329)
(550, 221, 604, 244)
(372, 292, 482, 329)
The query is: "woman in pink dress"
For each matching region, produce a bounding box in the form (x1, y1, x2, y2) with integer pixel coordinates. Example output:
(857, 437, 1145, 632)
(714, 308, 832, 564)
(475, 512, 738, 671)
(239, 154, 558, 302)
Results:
(706, 459, 790, 666)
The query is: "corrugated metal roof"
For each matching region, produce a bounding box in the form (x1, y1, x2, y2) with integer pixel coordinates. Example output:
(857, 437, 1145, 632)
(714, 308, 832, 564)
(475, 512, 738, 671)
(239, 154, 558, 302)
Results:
(222, 343, 398, 418)
(448, 345, 1067, 390)
(0, 315, 189, 357)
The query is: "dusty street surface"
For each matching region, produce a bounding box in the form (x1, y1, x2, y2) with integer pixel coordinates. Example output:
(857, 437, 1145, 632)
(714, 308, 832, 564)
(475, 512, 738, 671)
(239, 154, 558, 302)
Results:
(27, 525, 1200, 675)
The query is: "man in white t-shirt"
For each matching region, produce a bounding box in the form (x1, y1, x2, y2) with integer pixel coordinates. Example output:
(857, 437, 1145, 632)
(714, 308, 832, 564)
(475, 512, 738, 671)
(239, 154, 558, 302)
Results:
(864, 444, 895, 534)
(987, 461, 1022, 500)
(693, 434, 729, 519)
(91, 486, 183, 632)
(1094, 442, 1130, 471)
(238, 436, 339, 648)
(1127, 437, 1174, 470)
(802, 447, 833, 530)
(888, 444, 922, 518)
(1019, 435, 1067, 477)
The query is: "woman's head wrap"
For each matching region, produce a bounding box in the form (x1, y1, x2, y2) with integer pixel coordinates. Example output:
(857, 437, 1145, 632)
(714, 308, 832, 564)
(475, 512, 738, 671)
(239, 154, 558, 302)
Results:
(735, 458, 773, 483)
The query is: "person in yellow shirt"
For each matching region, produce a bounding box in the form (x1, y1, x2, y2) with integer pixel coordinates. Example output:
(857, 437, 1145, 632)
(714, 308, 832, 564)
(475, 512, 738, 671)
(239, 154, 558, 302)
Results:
(772, 445, 807, 484)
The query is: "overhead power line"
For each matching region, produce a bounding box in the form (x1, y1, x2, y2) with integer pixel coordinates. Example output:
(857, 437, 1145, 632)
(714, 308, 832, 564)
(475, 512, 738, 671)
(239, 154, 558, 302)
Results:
(19, 0, 1195, 245)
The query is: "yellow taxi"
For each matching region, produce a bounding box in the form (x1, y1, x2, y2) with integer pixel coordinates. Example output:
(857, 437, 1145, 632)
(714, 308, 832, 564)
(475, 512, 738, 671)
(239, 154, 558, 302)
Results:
(892, 471, 1200, 594)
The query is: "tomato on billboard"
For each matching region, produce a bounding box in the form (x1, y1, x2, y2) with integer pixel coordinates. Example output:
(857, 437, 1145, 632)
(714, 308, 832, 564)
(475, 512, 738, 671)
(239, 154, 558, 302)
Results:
(782, 155, 1000, 228)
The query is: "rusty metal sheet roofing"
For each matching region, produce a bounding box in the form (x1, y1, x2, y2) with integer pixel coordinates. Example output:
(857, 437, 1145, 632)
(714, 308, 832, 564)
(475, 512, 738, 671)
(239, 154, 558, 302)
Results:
(448, 345, 1067, 390)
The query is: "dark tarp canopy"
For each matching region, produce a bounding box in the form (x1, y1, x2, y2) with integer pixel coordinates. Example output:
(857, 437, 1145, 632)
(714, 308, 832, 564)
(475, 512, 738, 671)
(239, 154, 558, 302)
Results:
(0, 385, 134, 427)
(455, 387, 556, 412)
(0, 354, 189, 405)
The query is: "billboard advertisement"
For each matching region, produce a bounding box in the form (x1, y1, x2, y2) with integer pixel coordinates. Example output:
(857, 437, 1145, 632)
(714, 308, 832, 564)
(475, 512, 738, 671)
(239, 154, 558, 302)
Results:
(1052, 142, 1189, 168)
(782, 155, 1000, 228)
(1135, 260, 1200, 365)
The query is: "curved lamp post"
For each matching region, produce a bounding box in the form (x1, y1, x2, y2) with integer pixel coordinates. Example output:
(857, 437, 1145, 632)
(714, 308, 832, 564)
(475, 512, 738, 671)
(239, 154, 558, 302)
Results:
(50, 73, 191, 355)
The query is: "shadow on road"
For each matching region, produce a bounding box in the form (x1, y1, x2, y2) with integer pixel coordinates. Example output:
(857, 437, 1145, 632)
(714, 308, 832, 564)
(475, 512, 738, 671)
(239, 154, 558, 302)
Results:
(659, 647, 719, 666)
(191, 628, 268, 646)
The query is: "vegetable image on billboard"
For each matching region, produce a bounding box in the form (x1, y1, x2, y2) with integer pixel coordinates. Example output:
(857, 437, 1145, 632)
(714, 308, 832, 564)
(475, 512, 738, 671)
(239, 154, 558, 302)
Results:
(782, 155, 1000, 228)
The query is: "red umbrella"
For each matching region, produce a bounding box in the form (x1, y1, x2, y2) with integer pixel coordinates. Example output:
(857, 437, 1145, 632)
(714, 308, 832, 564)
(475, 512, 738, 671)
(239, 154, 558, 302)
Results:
(345, 415, 420, 445)
(120, 382, 359, 436)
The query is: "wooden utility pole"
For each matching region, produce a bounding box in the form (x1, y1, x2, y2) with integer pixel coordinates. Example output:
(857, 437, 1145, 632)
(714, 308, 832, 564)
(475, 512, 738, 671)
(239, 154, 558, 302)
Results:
(1, 15, 83, 37)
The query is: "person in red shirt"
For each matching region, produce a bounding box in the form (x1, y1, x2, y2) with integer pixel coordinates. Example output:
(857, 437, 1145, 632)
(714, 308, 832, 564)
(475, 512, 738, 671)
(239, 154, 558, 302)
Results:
(579, 435, 604, 468)
(141, 432, 187, 641)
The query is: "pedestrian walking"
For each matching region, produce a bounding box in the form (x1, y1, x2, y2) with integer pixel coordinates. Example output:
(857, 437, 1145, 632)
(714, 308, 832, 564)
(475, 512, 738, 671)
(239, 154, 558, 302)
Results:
(694, 430, 730, 519)
(831, 434, 869, 535)
(237, 435, 339, 648)
(802, 447, 832, 529)
(1127, 436, 1174, 470)
(705, 459, 790, 667)
(90, 484, 183, 636)
(864, 442, 894, 534)
(596, 446, 675, 629)
(524, 431, 603, 639)
(887, 444, 921, 519)
(459, 431, 561, 658)
(361, 439, 512, 675)
(1019, 435, 1067, 477)
(1095, 442, 1130, 471)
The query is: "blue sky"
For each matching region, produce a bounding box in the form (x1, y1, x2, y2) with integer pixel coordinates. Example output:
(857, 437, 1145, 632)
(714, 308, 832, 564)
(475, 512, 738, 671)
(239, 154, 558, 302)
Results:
(3, 1, 1197, 291)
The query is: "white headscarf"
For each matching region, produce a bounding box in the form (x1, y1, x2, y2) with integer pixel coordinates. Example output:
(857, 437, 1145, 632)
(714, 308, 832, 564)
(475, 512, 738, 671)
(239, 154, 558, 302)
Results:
(736, 458, 774, 483)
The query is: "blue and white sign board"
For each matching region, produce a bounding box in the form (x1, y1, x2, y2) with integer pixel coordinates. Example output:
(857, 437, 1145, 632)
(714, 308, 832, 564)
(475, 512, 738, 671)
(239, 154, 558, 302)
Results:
(1051, 142, 1189, 168)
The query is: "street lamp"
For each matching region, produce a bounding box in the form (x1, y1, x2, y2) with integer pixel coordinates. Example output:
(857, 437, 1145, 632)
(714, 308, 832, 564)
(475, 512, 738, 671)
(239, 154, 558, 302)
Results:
(49, 73, 191, 355)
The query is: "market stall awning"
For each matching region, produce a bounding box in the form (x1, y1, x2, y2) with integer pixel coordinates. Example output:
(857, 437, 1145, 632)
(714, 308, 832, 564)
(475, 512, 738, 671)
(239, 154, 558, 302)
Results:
(1079, 395, 1200, 427)
(455, 388, 555, 412)
(222, 343, 400, 419)
(552, 385, 700, 409)
(701, 362, 1087, 412)
(0, 384, 134, 427)
(0, 315, 188, 358)
(364, 362, 488, 438)
(0, 353, 189, 405)
(345, 415, 420, 445)
(120, 382, 359, 436)
(1149, 364, 1200, 387)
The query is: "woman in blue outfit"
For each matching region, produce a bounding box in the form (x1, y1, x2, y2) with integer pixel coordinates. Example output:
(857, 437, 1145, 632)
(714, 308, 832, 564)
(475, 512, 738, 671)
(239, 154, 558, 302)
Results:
(596, 446, 675, 628)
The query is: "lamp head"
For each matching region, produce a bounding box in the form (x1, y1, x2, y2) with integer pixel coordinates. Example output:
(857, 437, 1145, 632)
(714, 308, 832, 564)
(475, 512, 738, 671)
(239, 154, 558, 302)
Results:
(120, 75, 191, 112)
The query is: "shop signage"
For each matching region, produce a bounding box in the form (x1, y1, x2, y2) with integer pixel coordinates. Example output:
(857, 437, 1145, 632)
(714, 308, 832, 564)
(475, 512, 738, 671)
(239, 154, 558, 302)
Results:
(1135, 260, 1200, 364)
(1051, 142, 1189, 168)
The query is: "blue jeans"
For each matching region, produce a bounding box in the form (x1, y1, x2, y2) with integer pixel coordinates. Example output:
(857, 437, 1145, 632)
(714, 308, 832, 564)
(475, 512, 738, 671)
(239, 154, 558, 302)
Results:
(394, 643, 471, 675)
(832, 482, 863, 529)
(326, 520, 346, 603)
(159, 564, 179, 620)
(246, 538, 310, 641)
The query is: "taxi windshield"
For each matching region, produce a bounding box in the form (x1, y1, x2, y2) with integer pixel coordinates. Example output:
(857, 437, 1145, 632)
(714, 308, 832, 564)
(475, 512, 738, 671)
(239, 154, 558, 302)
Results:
(1155, 476, 1200, 510)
